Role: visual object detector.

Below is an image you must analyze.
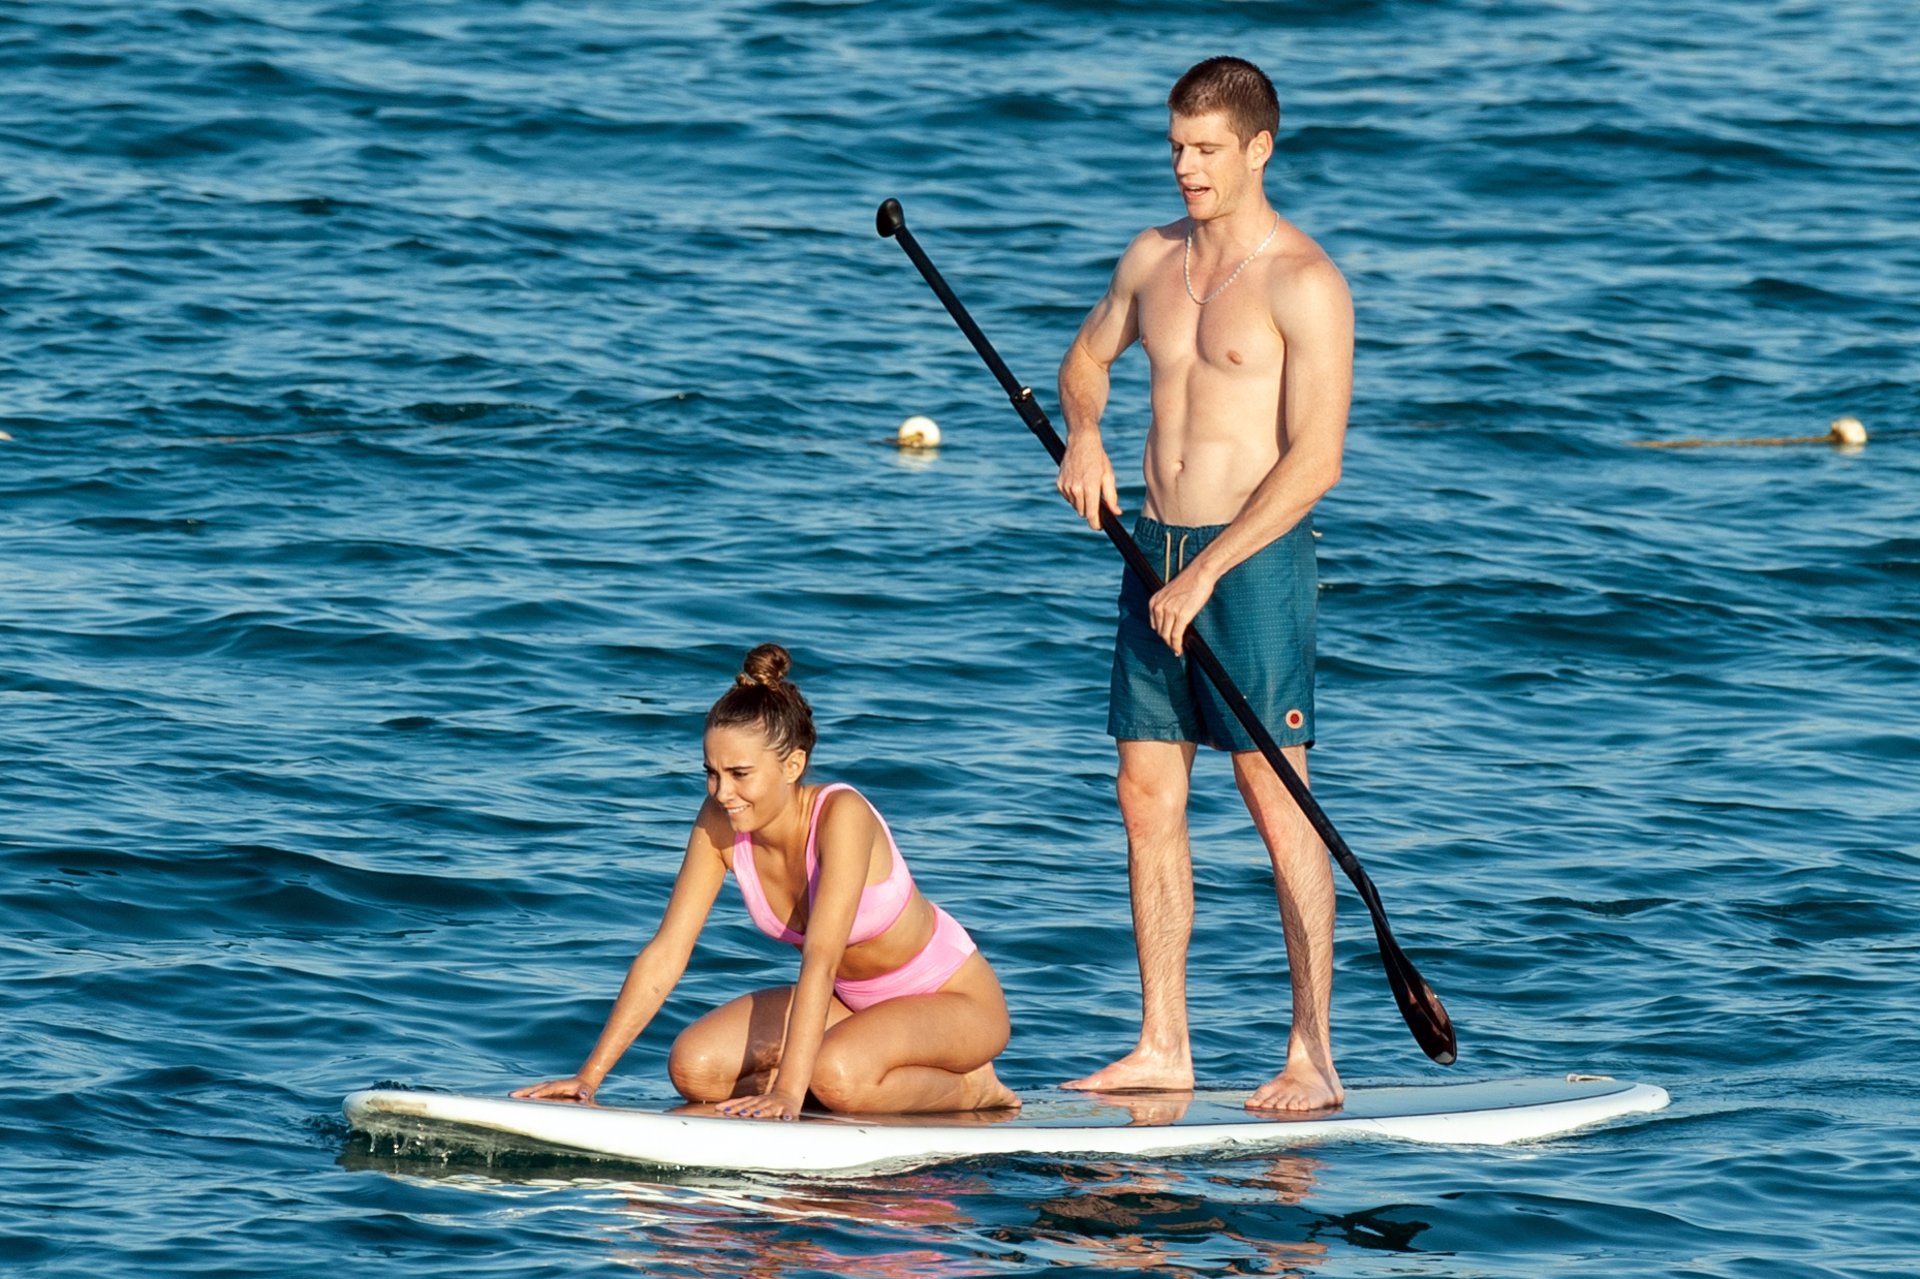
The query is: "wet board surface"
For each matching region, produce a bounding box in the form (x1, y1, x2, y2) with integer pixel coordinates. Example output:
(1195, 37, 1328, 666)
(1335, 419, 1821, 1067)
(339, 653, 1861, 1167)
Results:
(344, 1075, 1669, 1175)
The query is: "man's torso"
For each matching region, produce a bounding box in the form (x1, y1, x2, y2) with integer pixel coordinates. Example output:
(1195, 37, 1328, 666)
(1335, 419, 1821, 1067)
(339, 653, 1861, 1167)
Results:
(1131, 217, 1324, 526)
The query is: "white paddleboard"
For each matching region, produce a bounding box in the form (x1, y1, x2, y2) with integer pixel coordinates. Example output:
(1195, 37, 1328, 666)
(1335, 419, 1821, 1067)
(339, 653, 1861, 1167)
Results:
(344, 1075, 1668, 1175)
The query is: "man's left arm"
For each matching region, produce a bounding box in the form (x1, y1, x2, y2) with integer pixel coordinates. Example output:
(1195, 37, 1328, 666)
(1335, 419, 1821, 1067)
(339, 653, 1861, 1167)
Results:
(1147, 258, 1353, 654)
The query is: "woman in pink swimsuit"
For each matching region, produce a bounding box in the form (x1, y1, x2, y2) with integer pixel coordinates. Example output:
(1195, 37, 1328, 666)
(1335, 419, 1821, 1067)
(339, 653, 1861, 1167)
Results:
(515, 644, 1017, 1119)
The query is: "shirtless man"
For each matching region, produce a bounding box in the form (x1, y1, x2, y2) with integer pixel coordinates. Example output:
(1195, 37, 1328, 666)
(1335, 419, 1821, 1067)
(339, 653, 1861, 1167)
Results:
(1055, 57, 1352, 1112)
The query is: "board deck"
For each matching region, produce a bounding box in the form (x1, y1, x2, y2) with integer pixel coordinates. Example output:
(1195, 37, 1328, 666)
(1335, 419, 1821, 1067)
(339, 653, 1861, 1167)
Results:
(344, 1075, 1669, 1175)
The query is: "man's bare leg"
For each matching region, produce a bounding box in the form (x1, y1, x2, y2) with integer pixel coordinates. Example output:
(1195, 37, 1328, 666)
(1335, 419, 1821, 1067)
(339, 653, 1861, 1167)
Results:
(1233, 744, 1343, 1111)
(1065, 738, 1199, 1091)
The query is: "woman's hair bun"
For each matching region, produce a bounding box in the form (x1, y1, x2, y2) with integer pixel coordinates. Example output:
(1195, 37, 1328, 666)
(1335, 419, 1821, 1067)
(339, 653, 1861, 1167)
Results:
(710, 643, 816, 758)
(738, 643, 792, 689)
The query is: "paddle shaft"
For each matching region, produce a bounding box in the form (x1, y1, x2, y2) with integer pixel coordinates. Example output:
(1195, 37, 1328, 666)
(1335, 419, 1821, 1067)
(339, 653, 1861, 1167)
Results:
(878, 198, 1456, 1065)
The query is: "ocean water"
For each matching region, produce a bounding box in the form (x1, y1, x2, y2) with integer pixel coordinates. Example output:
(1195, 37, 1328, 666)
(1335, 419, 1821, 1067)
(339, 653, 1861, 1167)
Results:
(3, 0, 1917, 1274)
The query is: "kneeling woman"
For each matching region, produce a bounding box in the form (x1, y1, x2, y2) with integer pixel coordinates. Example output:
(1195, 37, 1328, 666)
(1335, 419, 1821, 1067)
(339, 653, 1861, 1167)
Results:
(517, 644, 1017, 1118)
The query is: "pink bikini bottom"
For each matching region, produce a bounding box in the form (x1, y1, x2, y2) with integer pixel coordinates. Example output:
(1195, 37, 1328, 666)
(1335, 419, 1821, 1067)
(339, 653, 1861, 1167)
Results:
(833, 905, 977, 1012)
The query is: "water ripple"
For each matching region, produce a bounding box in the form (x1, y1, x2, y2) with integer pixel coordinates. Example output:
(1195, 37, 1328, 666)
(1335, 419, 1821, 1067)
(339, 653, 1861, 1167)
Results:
(4, 0, 1918, 1275)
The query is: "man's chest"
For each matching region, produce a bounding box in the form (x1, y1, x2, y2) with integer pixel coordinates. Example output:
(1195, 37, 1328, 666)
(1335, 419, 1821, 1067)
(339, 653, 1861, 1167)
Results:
(1137, 275, 1284, 376)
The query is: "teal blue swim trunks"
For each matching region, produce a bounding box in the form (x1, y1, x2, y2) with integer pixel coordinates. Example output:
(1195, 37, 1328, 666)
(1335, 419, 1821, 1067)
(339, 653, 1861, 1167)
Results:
(1107, 514, 1317, 752)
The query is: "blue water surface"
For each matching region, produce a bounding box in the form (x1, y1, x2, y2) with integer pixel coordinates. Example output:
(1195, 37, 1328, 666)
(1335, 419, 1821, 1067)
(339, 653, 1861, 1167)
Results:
(3, 1, 1917, 1275)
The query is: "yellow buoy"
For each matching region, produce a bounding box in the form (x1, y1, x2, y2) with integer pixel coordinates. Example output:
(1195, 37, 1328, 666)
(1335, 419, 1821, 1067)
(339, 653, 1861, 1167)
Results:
(1829, 415, 1867, 446)
(896, 415, 941, 449)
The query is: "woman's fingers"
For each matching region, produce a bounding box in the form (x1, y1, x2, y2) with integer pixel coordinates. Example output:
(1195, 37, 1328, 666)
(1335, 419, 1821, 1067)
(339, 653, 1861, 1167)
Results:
(714, 1093, 799, 1121)
(511, 1077, 593, 1103)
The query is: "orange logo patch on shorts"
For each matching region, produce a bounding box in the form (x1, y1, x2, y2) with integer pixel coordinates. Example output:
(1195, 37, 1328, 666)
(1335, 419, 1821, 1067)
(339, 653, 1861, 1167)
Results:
(1285, 709, 1305, 730)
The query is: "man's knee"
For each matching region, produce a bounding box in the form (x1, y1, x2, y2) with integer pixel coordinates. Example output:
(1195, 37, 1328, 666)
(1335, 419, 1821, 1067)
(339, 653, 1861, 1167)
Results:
(1117, 746, 1190, 824)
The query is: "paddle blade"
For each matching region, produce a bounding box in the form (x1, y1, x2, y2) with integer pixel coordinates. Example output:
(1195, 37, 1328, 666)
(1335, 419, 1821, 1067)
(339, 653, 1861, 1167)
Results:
(1377, 928, 1458, 1065)
(1331, 840, 1458, 1064)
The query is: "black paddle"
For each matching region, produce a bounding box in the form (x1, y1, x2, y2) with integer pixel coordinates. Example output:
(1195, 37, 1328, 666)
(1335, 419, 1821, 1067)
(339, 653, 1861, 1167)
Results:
(877, 197, 1457, 1066)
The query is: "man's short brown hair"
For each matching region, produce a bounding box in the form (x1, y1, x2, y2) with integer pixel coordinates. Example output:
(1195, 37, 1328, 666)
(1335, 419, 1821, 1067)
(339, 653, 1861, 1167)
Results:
(1168, 57, 1279, 146)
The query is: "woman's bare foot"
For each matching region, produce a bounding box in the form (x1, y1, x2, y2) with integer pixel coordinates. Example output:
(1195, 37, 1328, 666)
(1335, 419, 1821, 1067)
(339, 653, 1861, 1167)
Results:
(965, 1064, 1021, 1110)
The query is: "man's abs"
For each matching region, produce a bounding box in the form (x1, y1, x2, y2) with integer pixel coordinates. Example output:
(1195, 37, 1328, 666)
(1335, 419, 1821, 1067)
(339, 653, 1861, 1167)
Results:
(1136, 266, 1286, 525)
(1141, 389, 1284, 526)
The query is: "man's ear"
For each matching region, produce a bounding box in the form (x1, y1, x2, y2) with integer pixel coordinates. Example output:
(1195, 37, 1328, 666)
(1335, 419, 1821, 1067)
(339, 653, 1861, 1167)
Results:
(1248, 129, 1274, 171)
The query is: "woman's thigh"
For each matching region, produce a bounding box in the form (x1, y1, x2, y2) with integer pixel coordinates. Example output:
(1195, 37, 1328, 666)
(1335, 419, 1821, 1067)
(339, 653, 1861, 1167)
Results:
(668, 985, 853, 1100)
(819, 953, 1011, 1078)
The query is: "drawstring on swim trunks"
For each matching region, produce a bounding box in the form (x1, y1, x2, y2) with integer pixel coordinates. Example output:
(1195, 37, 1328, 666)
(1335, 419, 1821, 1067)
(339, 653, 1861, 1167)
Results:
(1161, 531, 1192, 582)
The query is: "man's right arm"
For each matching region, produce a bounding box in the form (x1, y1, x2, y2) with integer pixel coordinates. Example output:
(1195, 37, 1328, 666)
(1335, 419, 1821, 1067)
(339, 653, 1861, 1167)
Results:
(1056, 235, 1149, 530)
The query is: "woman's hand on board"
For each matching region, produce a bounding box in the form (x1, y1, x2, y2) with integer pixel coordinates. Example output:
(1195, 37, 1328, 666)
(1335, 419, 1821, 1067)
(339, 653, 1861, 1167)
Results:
(713, 1090, 805, 1121)
(511, 1076, 598, 1104)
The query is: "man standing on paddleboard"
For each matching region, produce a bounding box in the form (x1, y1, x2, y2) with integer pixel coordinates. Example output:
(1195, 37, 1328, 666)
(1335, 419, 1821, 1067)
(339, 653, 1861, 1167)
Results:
(1055, 56, 1352, 1112)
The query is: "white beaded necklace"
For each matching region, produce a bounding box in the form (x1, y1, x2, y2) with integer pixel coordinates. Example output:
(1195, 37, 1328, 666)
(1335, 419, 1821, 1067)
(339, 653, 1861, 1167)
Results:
(1183, 213, 1279, 306)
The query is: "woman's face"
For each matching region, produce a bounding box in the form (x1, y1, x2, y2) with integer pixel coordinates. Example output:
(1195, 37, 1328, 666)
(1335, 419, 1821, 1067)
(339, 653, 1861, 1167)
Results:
(703, 723, 805, 833)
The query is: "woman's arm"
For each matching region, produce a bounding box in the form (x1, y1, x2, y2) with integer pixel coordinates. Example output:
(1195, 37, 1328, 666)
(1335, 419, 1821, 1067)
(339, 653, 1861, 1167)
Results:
(713, 790, 876, 1119)
(513, 804, 730, 1103)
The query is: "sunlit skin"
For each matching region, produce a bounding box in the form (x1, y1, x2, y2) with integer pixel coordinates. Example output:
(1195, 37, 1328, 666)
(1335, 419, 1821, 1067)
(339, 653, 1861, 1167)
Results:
(1054, 106, 1353, 1112)
(514, 723, 1017, 1119)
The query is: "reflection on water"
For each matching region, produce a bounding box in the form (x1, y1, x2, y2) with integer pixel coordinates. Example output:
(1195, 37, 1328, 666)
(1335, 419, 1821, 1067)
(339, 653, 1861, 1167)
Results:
(341, 1114, 1425, 1276)
(604, 1173, 987, 1279)
(1014, 1152, 1337, 1274)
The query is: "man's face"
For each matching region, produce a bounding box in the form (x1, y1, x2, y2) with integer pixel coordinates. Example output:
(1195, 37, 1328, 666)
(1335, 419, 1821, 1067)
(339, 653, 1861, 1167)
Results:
(1168, 111, 1268, 220)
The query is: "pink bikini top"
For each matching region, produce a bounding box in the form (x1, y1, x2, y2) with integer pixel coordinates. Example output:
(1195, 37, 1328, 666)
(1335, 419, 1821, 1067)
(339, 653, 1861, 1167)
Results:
(731, 783, 915, 948)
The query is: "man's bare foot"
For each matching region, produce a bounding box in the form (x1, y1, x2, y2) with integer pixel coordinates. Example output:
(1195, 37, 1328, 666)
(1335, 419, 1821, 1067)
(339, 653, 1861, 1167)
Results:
(1246, 1061, 1343, 1112)
(1062, 1047, 1194, 1092)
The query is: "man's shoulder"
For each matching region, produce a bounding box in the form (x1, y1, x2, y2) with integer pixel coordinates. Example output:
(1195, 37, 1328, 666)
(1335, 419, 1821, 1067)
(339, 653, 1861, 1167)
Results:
(1114, 220, 1185, 275)
(1102, 222, 1182, 303)
(1267, 220, 1343, 280)
(1265, 235, 1350, 313)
